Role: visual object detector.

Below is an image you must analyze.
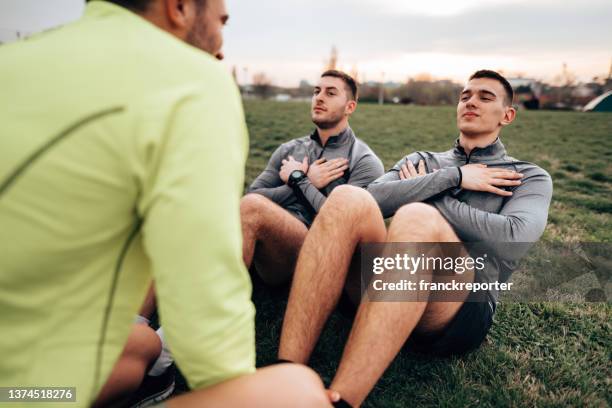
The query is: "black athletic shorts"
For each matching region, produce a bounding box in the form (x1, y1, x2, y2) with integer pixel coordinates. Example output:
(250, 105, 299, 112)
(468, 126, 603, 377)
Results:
(338, 288, 495, 358)
(405, 290, 495, 357)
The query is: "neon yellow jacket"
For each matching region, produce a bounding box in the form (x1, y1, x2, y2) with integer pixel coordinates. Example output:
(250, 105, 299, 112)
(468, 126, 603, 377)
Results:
(0, 2, 254, 406)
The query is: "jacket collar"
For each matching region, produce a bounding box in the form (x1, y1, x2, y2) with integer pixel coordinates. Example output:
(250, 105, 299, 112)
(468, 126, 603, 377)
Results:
(310, 126, 354, 147)
(453, 137, 506, 161)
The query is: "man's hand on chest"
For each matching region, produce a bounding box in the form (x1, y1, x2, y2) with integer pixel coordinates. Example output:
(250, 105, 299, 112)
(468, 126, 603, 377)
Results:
(279, 155, 309, 183)
(306, 157, 349, 189)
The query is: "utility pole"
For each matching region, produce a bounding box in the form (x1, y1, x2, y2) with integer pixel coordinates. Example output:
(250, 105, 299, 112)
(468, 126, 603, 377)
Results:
(378, 71, 385, 105)
(327, 46, 338, 71)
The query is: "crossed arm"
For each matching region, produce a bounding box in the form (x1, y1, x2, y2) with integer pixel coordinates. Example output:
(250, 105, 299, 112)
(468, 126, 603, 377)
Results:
(368, 152, 552, 259)
(367, 153, 462, 218)
(293, 154, 384, 212)
(248, 146, 384, 213)
(431, 168, 553, 260)
(247, 144, 297, 207)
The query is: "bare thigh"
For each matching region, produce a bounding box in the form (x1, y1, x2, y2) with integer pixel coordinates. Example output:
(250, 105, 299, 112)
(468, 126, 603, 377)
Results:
(253, 206, 309, 286)
(352, 202, 476, 336)
(165, 364, 330, 408)
(413, 223, 475, 335)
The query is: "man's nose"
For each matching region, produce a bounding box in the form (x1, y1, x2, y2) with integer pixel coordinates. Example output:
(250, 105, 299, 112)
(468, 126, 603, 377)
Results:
(466, 95, 478, 108)
(215, 51, 224, 61)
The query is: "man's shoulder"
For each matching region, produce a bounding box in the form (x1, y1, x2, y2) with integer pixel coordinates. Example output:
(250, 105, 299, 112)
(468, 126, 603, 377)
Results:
(353, 137, 378, 156)
(395, 148, 454, 164)
(282, 135, 313, 149)
(261, 135, 309, 157)
(424, 147, 456, 159)
(87, 0, 233, 91)
(502, 155, 552, 180)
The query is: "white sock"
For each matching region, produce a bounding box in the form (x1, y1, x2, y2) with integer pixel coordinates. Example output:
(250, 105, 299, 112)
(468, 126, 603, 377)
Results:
(147, 327, 174, 376)
(133, 315, 150, 325)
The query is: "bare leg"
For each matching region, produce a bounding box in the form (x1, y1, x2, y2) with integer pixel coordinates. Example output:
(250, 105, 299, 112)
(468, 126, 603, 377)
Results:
(278, 186, 386, 364)
(240, 194, 308, 286)
(330, 203, 474, 407)
(166, 364, 331, 408)
(93, 324, 161, 407)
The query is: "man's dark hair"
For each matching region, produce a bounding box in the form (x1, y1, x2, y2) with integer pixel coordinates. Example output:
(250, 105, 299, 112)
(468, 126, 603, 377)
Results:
(321, 70, 358, 101)
(469, 70, 514, 106)
(89, 0, 205, 13)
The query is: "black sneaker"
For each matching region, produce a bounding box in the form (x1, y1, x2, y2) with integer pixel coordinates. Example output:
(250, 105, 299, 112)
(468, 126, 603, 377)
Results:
(126, 365, 175, 408)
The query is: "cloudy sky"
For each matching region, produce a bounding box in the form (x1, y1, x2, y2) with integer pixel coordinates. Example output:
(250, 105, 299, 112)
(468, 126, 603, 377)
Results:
(1, 0, 610, 87)
(223, 0, 612, 86)
(0, 0, 83, 38)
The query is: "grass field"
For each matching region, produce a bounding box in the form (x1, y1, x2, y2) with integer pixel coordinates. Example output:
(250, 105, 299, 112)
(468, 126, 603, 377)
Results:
(243, 101, 611, 407)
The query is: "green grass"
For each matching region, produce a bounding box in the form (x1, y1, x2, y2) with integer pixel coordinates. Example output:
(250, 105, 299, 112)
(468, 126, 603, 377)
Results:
(243, 101, 611, 407)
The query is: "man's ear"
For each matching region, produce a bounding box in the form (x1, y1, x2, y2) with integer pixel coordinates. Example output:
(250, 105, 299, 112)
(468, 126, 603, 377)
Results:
(163, 0, 197, 31)
(345, 100, 357, 116)
(500, 105, 516, 127)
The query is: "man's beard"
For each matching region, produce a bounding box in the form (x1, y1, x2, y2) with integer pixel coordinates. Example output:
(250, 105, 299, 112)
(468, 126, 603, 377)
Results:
(186, 25, 211, 54)
(312, 112, 344, 129)
(186, 8, 213, 55)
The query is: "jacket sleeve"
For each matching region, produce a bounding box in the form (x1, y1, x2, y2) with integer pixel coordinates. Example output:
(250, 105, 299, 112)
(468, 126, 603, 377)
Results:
(295, 150, 386, 213)
(138, 77, 255, 390)
(246, 144, 295, 207)
(431, 167, 553, 260)
(367, 153, 461, 218)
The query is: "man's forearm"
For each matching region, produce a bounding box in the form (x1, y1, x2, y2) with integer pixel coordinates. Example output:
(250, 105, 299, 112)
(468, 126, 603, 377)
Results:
(295, 178, 327, 212)
(432, 192, 550, 261)
(368, 167, 461, 218)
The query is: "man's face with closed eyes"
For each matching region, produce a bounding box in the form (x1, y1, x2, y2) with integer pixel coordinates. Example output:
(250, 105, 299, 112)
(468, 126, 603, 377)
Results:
(457, 77, 515, 137)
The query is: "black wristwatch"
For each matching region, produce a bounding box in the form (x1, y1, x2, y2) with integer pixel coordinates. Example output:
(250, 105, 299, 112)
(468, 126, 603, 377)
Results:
(288, 169, 307, 187)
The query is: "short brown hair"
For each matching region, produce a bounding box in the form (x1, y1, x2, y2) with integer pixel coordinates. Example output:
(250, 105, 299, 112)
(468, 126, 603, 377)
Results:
(469, 70, 514, 106)
(321, 70, 358, 101)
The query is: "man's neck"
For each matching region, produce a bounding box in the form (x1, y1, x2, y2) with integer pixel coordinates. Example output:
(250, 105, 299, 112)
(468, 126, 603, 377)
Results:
(317, 120, 349, 146)
(459, 131, 500, 155)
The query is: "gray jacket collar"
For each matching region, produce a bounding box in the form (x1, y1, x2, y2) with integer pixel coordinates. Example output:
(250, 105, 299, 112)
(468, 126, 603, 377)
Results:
(453, 137, 507, 161)
(310, 126, 354, 147)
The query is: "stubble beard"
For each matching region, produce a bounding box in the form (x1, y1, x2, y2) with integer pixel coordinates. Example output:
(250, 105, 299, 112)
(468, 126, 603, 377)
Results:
(312, 111, 344, 130)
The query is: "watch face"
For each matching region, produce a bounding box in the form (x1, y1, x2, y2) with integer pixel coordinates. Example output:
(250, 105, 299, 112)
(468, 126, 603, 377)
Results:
(290, 170, 304, 178)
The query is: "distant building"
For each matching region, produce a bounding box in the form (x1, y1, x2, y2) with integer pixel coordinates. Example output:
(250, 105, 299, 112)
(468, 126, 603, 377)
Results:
(274, 94, 291, 102)
(363, 80, 402, 89)
(508, 78, 541, 110)
(299, 80, 312, 89)
(571, 83, 600, 108)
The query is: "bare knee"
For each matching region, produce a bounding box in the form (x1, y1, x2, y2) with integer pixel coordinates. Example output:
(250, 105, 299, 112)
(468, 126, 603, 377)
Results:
(396, 202, 439, 219)
(324, 185, 380, 219)
(123, 324, 161, 363)
(391, 203, 446, 238)
(240, 193, 269, 218)
(272, 365, 329, 407)
(240, 194, 270, 231)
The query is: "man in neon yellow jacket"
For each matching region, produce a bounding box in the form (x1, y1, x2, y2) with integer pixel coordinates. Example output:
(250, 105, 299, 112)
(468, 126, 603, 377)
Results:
(0, 0, 330, 406)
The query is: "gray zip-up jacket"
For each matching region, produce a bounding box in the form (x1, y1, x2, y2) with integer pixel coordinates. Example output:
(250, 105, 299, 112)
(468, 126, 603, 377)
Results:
(249, 127, 384, 226)
(367, 138, 553, 302)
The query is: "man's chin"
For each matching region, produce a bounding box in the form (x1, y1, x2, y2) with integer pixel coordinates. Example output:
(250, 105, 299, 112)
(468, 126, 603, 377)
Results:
(312, 116, 341, 130)
(458, 125, 482, 137)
